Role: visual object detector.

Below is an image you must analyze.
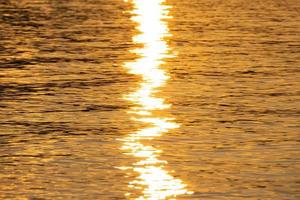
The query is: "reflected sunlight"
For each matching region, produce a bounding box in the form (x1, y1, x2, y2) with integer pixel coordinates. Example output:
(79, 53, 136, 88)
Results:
(120, 0, 193, 199)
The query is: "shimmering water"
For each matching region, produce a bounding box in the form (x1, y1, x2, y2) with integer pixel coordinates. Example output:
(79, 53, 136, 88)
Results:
(0, 0, 299, 199)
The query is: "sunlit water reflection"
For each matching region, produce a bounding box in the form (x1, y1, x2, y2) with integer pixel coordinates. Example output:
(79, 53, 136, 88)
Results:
(1, 0, 299, 199)
(120, 0, 192, 199)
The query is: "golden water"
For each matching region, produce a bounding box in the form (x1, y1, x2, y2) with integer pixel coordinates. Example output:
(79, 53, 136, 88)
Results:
(0, 0, 299, 199)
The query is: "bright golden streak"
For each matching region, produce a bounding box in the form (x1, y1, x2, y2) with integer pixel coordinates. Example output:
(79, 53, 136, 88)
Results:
(121, 0, 193, 199)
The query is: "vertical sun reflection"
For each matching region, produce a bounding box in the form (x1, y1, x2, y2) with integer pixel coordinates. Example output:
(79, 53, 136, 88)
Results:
(120, 0, 192, 199)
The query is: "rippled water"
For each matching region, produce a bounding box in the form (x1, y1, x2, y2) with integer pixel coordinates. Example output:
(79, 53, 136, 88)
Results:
(0, 0, 299, 199)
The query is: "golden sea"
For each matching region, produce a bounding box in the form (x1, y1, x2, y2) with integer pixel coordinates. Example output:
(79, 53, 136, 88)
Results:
(0, 0, 299, 199)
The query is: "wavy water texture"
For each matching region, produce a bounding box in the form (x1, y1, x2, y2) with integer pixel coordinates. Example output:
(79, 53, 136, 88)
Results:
(0, 0, 299, 199)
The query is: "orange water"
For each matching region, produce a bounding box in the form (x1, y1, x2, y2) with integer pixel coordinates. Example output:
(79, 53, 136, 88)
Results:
(0, 0, 299, 199)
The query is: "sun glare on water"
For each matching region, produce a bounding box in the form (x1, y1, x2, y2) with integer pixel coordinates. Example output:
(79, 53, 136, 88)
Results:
(120, 0, 193, 199)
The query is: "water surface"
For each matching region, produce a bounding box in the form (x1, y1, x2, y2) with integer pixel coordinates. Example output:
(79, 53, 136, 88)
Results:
(0, 0, 299, 199)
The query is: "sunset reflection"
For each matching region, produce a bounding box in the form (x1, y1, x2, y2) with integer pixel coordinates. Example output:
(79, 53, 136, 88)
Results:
(121, 0, 192, 199)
